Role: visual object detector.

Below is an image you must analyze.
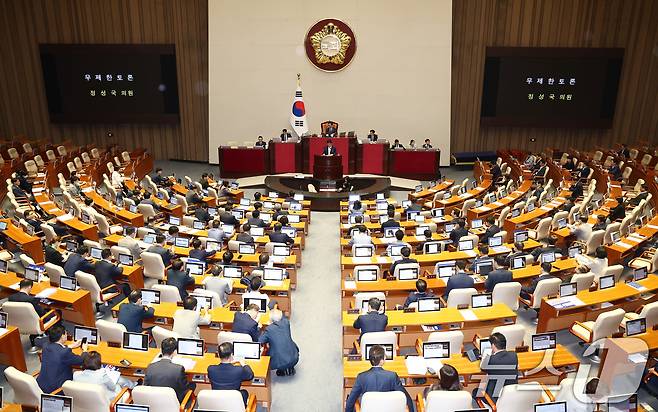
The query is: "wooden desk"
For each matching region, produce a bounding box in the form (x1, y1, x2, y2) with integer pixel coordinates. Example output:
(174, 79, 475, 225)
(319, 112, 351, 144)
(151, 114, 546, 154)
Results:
(72, 341, 272, 407)
(537, 274, 658, 333)
(341, 304, 517, 350)
(83, 187, 144, 227)
(437, 179, 492, 213)
(0, 326, 27, 372)
(193, 275, 292, 315)
(503, 193, 569, 243)
(0, 219, 44, 263)
(0, 272, 96, 326)
(340, 198, 399, 211)
(32, 191, 99, 240)
(605, 215, 658, 264)
(466, 179, 533, 222)
(407, 180, 455, 203)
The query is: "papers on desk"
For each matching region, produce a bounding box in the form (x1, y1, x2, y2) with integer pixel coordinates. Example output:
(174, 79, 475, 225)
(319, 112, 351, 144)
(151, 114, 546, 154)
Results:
(540, 206, 552, 211)
(344, 281, 357, 290)
(615, 241, 633, 249)
(627, 281, 647, 292)
(0, 327, 8, 337)
(648, 224, 658, 230)
(266, 280, 283, 287)
(32, 187, 44, 193)
(460, 309, 478, 321)
(57, 214, 75, 222)
(352, 257, 372, 264)
(628, 234, 645, 242)
(405, 356, 443, 375)
(172, 356, 196, 371)
(547, 296, 585, 309)
(36, 287, 58, 298)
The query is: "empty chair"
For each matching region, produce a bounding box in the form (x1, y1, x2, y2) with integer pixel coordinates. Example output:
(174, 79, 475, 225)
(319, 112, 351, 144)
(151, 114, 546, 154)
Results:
(528, 217, 552, 240)
(519, 277, 561, 312)
(217, 331, 254, 345)
(446, 288, 477, 308)
(629, 248, 658, 272)
(571, 272, 595, 291)
(2, 302, 59, 350)
(491, 324, 525, 349)
(57, 145, 67, 156)
(360, 331, 397, 360)
(75, 271, 121, 317)
(360, 391, 407, 412)
(152, 284, 182, 303)
(131, 385, 195, 412)
(570, 308, 625, 346)
(95, 319, 127, 345)
(44, 262, 65, 286)
(7, 147, 19, 159)
(419, 390, 474, 412)
(62, 379, 128, 412)
(622, 301, 658, 329)
(110, 245, 132, 261)
(196, 389, 257, 412)
(152, 326, 180, 348)
(603, 222, 622, 244)
(4, 366, 43, 408)
(492, 282, 522, 311)
(141, 251, 167, 288)
(477, 382, 541, 412)
(602, 264, 624, 282)
(583, 230, 605, 255)
(426, 330, 464, 355)
(46, 149, 57, 161)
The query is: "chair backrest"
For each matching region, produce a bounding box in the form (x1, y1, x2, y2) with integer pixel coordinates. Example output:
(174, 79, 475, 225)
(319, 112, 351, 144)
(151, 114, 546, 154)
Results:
(531, 278, 562, 308)
(425, 390, 474, 411)
(95, 319, 127, 344)
(498, 206, 510, 227)
(355, 292, 386, 311)
(603, 264, 624, 282)
(360, 391, 407, 412)
(461, 199, 476, 216)
(152, 325, 180, 348)
(138, 203, 157, 219)
(228, 240, 243, 252)
(131, 386, 181, 410)
(152, 284, 182, 303)
(141, 251, 166, 280)
(217, 331, 253, 345)
(44, 262, 65, 286)
(360, 331, 397, 360)
(57, 145, 67, 156)
(534, 217, 552, 239)
(446, 288, 478, 308)
(591, 308, 625, 342)
(197, 389, 246, 412)
(392, 262, 420, 280)
(427, 330, 464, 355)
(492, 282, 522, 311)
(585, 230, 605, 255)
(41, 223, 58, 243)
(4, 366, 42, 407)
(110, 245, 131, 261)
(639, 301, 658, 329)
(604, 223, 621, 244)
(571, 272, 595, 291)
(122, 151, 131, 162)
(266, 241, 287, 255)
(495, 383, 541, 412)
(75, 271, 102, 305)
(46, 149, 57, 160)
(7, 147, 19, 159)
(2, 302, 42, 335)
(62, 380, 111, 411)
(192, 288, 221, 308)
(492, 324, 526, 349)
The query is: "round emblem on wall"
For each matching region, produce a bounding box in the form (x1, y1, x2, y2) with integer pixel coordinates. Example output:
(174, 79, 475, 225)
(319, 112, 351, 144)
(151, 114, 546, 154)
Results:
(304, 19, 357, 72)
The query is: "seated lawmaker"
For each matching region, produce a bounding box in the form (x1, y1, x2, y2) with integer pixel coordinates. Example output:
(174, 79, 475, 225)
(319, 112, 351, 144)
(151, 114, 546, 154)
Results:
(189, 238, 215, 262)
(9, 279, 46, 352)
(348, 225, 372, 246)
(248, 210, 268, 228)
(145, 337, 195, 402)
(232, 303, 261, 342)
(167, 259, 195, 300)
(323, 140, 338, 156)
(345, 345, 414, 412)
(353, 297, 387, 339)
(479, 332, 518, 400)
(389, 246, 417, 275)
(94, 248, 130, 297)
(485, 255, 513, 293)
(367, 129, 378, 142)
(208, 342, 254, 406)
(381, 209, 400, 229)
(385, 230, 410, 256)
(403, 279, 435, 308)
(237, 224, 255, 244)
(64, 245, 95, 277)
(173, 296, 211, 339)
(118, 290, 155, 333)
(269, 223, 294, 245)
(325, 124, 337, 137)
(444, 260, 474, 299)
(280, 129, 292, 141)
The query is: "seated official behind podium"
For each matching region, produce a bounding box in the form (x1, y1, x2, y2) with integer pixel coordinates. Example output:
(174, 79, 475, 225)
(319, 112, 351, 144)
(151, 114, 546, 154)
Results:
(280, 129, 292, 141)
(391, 139, 405, 150)
(255, 135, 267, 148)
(323, 140, 338, 156)
(325, 124, 337, 137)
(208, 342, 254, 406)
(118, 290, 155, 333)
(422, 139, 433, 149)
(345, 345, 414, 412)
(145, 337, 196, 402)
(367, 129, 378, 142)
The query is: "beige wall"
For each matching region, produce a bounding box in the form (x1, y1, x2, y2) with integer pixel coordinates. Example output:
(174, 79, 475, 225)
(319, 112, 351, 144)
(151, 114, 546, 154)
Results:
(209, 0, 452, 165)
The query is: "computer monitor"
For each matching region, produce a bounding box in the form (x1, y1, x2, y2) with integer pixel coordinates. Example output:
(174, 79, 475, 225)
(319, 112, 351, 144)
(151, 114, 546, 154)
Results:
(431, 208, 444, 218)
(239, 244, 256, 254)
(364, 343, 394, 361)
(0, 312, 6, 329)
(80, 211, 91, 224)
(122, 332, 149, 351)
(376, 193, 385, 200)
(527, 203, 535, 212)
(559, 282, 577, 297)
(140, 289, 160, 305)
(185, 261, 206, 276)
(406, 211, 419, 221)
(534, 402, 567, 412)
(354, 246, 373, 257)
(356, 268, 378, 282)
(415, 225, 430, 236)
(239, 198, 250, 206)
(190, 294, 213, 311)
(398, 267, 419, 281)
(511, 208, 521, 218)
(90, 247, 103, 260)
(268, 191, 279, 199)
(232, 210, 245, 220)
(531, 333, 557, 351)
(170, 197, 178, 205)
(273, 245, 290, 256)
(606, 394, 638, 412)
(261, 213, 272, 223)
(626, 318, 646, 337)
(281, 226, 296, 237)
(222, 265, 242, 278)
(599, 275, 615, 290)
(541, 251, 556, 264)
(263, 267, 285, 281)
(458, 239, 474, 251)
(73, 326, 98, 345)
(0, 259, 7, 273)
(143, 234, 157, 244)
(60, 276, 77, 291)
(402, 200, 412, 209)
(177, 338, 204, 356)
(443, 192, 451, 200)
(383, 228, 397, 238)
(417, 297, 441, 312)
(444, 223, 456, 233)
(233, 342, 261, 359)
(118, 253, 133, 266)
(174, 237, 190, 248)
(437, 261, 456, 278)
(0, 221, 7, 231)
(610, 231, 621, 244)
(348, 194, 360, 202)
(222, 224, 234, 235)
(250, 226, 265, 237)
(294, 193, 304, 201)
(65, 240, 78, 252)
(208, 207, 217, 216)
(634, 267, 648, 281)
(115, 404, 149, 412)
(169, 216, 181, 226)
(471, 219, 483, 229)
(557, 218, 567, 229)
(193, 221, 205, 230)
(471, 293, 493, 308)
(568, 246, 581, 258)
(129, 204, 139, 213)
(475, 260, 494, 275)
(205, 240, 221, 252)
(514, 231, 529, 243)
(375, 201, 388, 211)
(243, 297, 267, 313)
(41, 394, 73, 412)
(423, 342, 450, 359)
(572, 212, 581, 223)
(488, 236, 503, 247)
(424, 242, 441, 254)
(25, 267, 40, 282)
(389, 245, 404, 257)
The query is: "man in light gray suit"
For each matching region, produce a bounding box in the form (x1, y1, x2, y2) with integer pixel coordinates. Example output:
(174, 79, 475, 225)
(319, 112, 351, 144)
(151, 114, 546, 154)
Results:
(146, 234, 175, 266)
(259, 309, 299, 376)
(118, 226, 142, 261)
(144, 337, 195, 402)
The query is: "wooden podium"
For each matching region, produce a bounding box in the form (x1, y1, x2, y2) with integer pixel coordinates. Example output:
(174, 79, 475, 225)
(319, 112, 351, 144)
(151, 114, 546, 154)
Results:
(313, 155, 343, 181)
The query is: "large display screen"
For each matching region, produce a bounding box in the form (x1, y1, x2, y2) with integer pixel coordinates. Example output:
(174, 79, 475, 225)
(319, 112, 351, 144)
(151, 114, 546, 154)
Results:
(39, 44, 179, 123)
(480, 47, 624, 128)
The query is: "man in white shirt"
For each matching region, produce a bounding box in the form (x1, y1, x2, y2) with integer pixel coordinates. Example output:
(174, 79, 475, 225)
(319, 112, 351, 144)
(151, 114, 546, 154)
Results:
(118, 226, 142, 261)
(348, 225, 372, 246)
(172, 296, 211, 339)
(203, 266, 233, 306)
(569, 215, 593, 242)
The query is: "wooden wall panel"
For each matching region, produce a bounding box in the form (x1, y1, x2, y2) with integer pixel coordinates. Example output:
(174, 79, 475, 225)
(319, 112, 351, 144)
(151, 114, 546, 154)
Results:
(0, 0, 208, 161)
(451, 0, 658, 154)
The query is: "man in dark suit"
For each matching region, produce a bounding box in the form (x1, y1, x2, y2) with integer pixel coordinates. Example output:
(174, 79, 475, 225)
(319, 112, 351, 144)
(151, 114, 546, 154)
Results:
(449, 220, 469, 244)
(480, 332, 518, 400)
(325, 124, 337, 137)
(609, 197, 626, 221)
(618, 144, 630, 158)
(94, 248, 130, 297)
(630, 190, 650, 207)
(322, 140, 338, 156)
(258, 309, 299, 376)
(219, 208, 240, 226)
(345, 345, 414, 412)
(490, 163, 502, 181)
(485, 256, 513, 293)
(248, 210, 268, 228)
(146, 234, 175, 266)
(480, 216, 501, 244)
(63, 245, 95, 276)
(592, 215, 607, 231)
(254, 135, 267, 148)
(45, 239, 65, 267)
(352, 298, 387, 339)
(208, 342, 254, 405)
(505, 241, 526, 267)
(367, 129, 378, 142)
(403, 279, 435, 308)
(568, 180, 584, 201)
(117, 290, 155, 333)
(9, 279, 47, 351)
(237, 224, 255, 244)
(534, 161, 547, 179)
(152, 168, 167, 186)
(391, 139, 405, 150)
(269, 223, 294, 246)
(578, 164, 591, 180)
(189, 239, 215, 262)
(380, 209, 400, 229)
(608, 162, 622, 181)
(389, 247, 417, 275)
(145, 337, 196, 402)
(530, 236, 561, 261)
(166, 259, 195, 300)
(521, 262, 556, 300)
(444, 260, 474, 299)
(280, 129, 292, 141)
(195, 204, 211, 223)
(37, 324, 87, 393)
(232, 304, 261, 342)
(11, 178, 30, 200)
